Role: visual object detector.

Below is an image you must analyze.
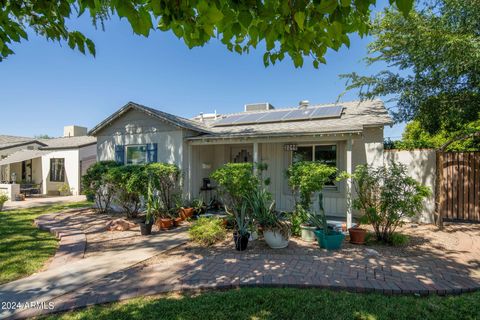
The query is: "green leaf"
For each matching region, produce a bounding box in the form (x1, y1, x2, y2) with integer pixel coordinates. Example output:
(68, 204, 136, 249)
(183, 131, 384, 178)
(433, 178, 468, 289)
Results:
(395, 0, 413, 17)
(85, 38, 96, 56)
(238, 10, 252, 29)
(317, 0, 338, 14)
(294, 12, 306, 30)
(206, 6, 224, 23)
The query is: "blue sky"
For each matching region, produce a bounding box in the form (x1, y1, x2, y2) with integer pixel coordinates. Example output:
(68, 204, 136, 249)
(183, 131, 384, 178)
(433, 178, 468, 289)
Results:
(0, 3, 404, 139)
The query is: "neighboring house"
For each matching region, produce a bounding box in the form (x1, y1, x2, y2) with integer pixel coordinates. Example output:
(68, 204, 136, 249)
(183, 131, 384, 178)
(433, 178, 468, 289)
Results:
(0, 126, 96, 198)
(90, 100, 393, 228)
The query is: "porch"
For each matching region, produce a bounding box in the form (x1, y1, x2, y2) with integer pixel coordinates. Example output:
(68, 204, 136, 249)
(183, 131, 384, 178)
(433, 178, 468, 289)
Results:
(0, 149, 71, 199)
(186, 133, 357, 228)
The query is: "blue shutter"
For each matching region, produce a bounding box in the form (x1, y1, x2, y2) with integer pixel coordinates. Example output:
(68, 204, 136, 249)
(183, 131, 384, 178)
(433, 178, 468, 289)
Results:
(114, 145, 125, 164)
(146, 143, 158, 163)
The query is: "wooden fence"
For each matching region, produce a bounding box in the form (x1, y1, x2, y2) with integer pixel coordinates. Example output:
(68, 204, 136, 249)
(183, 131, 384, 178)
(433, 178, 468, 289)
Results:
(438, 152, 480, 222)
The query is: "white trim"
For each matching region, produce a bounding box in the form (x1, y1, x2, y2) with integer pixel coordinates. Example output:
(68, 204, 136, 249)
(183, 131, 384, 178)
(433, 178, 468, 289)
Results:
(346, 137, 353, 229)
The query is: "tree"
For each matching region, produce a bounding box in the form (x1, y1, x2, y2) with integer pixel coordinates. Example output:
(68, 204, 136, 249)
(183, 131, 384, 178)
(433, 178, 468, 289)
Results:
(1, 0, 413, 67)
(341, 0, 480, 134)
(387, 119, 480, 151)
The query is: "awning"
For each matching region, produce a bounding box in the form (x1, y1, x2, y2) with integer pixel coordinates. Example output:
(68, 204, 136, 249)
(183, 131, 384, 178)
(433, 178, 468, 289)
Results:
(0, 150, 51, 166)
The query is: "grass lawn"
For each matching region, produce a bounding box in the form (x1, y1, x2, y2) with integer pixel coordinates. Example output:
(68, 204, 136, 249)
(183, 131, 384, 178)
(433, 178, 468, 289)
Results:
(0, 201, 92, 284)
(45, 288, 480, 320)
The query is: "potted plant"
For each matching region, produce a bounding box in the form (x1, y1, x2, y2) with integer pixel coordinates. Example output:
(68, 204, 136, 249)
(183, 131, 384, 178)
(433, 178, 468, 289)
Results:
(157, 211, 174, 230)
(0, 194, 8, 212)
(348, 224, 367, 245)
(232, 203, 250, 251)
(287, 161, 337, 239)
(140, 178, 155, 236)
(191, 198, 206, 217)
(249, 187, 290, 249)
(312, 194, 345, 250)
(58, 183, 71, 196)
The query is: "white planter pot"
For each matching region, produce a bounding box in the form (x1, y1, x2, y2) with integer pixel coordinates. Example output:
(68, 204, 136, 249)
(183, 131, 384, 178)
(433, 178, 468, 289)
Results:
(300, 225, 317, 242)
(249, 230, 258, 241)
(264, 230, 290, 249)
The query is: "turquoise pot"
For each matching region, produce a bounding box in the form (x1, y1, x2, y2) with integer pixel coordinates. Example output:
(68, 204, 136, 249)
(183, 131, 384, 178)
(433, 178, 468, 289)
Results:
(314, 229, 345, 250)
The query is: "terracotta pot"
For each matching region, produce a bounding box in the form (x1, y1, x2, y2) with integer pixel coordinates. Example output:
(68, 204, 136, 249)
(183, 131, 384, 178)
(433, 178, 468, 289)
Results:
(173, 217, 183, 227)
(348, 227, 367, 245)
(157, 218, 174, 230)
(180, 207, 194, 219)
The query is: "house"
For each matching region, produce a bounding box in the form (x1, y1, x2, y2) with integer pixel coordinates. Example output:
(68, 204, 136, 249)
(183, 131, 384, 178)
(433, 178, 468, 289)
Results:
(90, 100, 393, 227)
(0, 126, 97, 199)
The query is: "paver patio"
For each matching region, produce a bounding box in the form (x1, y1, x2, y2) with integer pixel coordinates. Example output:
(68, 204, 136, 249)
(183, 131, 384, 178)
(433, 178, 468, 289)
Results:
(2, 209, 480, 319)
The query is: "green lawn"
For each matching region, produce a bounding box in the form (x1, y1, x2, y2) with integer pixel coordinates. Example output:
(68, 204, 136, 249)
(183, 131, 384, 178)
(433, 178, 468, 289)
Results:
(45, 288, 480, 320)
(0, 201, 92, 284)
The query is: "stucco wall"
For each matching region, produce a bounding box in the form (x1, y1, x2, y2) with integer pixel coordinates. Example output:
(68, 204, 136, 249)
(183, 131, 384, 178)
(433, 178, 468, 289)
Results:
(41, 149, 81, 196)
(383, 149, 437, 223)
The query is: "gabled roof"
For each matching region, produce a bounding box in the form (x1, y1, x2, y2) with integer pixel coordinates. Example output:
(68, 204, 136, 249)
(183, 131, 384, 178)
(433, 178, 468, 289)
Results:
(0, 135, 46, 150)
(89, 102, 210, 136)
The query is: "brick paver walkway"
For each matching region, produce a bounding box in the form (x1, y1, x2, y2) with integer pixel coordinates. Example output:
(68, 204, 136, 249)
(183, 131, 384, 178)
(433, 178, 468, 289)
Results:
(4, 211, 480, 319)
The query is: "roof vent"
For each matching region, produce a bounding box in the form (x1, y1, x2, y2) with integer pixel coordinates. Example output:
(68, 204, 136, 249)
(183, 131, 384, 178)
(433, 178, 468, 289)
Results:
(244, 103, 275, 112)
(299, 100, 310, 108)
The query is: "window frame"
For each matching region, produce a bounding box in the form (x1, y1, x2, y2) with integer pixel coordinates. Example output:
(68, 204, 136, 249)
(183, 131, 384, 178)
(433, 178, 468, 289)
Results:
(50, 158, 65, 182)
(290, 143, 339, 189)
(125, 144, 148, 165)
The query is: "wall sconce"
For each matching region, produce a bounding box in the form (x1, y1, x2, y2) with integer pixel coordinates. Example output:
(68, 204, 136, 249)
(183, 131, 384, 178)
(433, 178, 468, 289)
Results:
(201, 163, 212, 170)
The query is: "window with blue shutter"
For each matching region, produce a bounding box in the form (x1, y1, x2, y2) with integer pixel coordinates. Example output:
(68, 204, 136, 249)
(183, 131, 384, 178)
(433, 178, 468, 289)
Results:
(146, 143, 158, 163)
(114, 145, 125, 164)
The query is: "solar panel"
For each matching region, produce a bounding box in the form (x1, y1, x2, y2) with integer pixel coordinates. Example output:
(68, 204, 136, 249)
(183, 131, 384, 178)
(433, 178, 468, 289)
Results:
(213, 114, 248, 126)
(234, 112, 269, 124)
(212, 105, 343, 127)
(254, 110, 291, 123)
(310, 106, 343, 119)
(281, 108, 316, 121)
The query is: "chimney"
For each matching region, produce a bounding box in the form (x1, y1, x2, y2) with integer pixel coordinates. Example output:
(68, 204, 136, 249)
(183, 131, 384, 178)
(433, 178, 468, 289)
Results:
(64, 125, 87, 137)
(244, 103, 275, 112)
(299, 100, 310, 108)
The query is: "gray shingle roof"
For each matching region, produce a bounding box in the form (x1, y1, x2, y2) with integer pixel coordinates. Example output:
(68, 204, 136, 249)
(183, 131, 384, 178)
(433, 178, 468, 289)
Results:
(39, 136, 97, 150)
(89, 102, 210, 136)
(188, 100, 393, 139)
(0, 135, 45, 150)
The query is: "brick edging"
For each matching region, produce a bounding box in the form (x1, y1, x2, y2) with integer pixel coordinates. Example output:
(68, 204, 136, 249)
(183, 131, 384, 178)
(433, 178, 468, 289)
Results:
(34, 211, 87, 268)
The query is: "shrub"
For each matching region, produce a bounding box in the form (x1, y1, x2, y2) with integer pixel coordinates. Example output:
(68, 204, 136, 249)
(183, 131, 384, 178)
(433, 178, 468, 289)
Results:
(0, 194, 8, 210)
(286, 161, 337, 212)
(351, 161, 431, 245)
(82, 161, 120, 213)
(210, 162, 259, 212)
(107, 165, 147, 218)
(145, 163, 181, 215)
(189, 217, 226, 246)
(390, 233, 410, 247)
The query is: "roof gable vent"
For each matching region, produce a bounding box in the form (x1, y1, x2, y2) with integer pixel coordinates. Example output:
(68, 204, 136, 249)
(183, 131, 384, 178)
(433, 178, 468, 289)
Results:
(244, 102, 275, 112)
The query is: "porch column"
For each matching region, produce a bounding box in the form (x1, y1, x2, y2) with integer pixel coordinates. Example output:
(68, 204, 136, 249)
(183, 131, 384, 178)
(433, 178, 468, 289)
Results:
(187, 143, 193, 201)
(346, 137, 353, 229)
(253, 142, 259, 174)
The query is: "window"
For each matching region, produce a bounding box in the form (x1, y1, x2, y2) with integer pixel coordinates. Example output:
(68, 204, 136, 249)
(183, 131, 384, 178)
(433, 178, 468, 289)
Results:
(126, 145, 147, 165)
(292, 144, 337, 186)
(292, 145, 337, 166)
(50, 158, 65, 182)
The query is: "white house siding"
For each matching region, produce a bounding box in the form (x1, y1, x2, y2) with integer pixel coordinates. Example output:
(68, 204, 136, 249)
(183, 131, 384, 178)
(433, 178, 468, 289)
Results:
(383, 149, 437, 223)
(41, 149, 81, 195)
(189, 127, 385, 217)
(96, 108, 185, 166)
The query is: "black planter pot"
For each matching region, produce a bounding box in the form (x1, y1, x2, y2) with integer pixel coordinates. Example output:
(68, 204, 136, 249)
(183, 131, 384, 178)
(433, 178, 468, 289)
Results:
(233, 232, 250, 251)
(140, 222, 153, 235)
